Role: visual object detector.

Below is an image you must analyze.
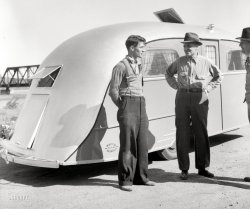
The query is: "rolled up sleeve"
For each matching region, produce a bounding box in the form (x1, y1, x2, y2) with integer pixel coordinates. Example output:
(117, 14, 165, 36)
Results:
(207, 63, 223, 92)
(165, 61, 179, 90)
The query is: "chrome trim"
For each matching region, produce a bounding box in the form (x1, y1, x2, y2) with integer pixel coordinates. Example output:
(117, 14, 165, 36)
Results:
(223, 71, 246, 75)
(0, 147, 59, 168)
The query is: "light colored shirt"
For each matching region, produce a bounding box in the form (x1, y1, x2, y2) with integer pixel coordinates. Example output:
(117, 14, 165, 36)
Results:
(109, 56, 143, 106)
(165, 55, 223, 92)
(126, 56, 140, 75)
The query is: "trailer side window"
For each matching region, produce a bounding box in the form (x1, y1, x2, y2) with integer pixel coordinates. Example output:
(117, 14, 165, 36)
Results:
(32, 66, 61, 88)
(227, 50, 245, 71)
(37, 68, 60, 87)
(205, 46, 216, 65)
(220, 40, 245, 72)
(142, 49, 179, 77)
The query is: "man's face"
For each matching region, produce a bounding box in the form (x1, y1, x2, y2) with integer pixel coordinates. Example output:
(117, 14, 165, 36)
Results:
(239, 40, 250, 55)
(183, 43, 199, 57)
(131, 41, 146, 59)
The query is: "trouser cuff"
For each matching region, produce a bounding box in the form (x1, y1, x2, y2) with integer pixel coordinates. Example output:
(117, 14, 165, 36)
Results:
(119, 181, 133, 186)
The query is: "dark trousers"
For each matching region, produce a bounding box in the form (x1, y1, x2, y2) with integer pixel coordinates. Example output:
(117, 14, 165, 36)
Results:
(117, 96, 149, 186)
(247, 103, 250, 122)
(175, 91, 210, 171)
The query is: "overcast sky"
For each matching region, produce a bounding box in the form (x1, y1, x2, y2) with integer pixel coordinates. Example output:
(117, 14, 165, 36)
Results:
(0, 0, 250, 75)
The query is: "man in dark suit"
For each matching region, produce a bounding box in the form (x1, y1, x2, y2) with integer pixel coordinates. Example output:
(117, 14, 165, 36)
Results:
(236, 27, 250, 182)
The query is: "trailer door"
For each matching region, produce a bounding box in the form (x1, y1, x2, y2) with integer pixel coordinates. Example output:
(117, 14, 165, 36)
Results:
(200, 40, 223, 135)
(219, 40, 248, 130)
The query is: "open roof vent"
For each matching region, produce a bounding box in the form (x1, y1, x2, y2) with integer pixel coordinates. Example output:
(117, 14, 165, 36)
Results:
(154, 8, 184, 24)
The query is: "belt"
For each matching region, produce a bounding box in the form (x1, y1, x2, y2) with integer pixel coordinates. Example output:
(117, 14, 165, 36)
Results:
(121, 96, 145, 102)
(178, 88, 203, 93)
(121, 96, 144, 101)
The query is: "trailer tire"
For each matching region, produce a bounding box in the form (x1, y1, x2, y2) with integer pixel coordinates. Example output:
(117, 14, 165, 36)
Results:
(157, 145, 177, 160)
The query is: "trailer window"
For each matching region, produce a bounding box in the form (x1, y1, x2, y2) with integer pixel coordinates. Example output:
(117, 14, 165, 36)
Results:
(37, 68, 59, 87)
(205, 45, 216, 64)
(142, 49, 179, 77)
(227, 50, 245, 71)
(220, 40, 245, 72)
(36, 67, 61, 87)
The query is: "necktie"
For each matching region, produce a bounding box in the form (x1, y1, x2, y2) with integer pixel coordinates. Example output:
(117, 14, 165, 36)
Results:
(132, 60, 139, 75)
(188, 59, 193, 84)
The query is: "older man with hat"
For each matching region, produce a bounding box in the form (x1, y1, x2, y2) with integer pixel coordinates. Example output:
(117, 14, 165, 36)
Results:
(165, 32, 223, 180)
(237, 27, 250, 182)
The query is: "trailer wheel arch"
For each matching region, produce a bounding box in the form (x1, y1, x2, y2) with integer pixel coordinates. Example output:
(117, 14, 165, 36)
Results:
(156, 145, 177, 160)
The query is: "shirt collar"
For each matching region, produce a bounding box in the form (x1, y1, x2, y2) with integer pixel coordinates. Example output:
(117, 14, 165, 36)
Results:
(126, 55, 140, 65)
(186, 54, 199, 63)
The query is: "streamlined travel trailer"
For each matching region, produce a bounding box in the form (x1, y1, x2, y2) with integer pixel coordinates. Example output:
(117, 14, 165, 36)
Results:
(0, 12, 248, 168)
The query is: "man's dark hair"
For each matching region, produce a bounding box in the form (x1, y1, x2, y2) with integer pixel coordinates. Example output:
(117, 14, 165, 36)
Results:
(125, 35, 146, 50)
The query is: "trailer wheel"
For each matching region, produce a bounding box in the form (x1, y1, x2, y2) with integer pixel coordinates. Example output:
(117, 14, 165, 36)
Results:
(157, 143, 177, 160)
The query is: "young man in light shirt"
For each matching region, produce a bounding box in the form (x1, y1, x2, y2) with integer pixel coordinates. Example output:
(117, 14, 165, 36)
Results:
(109, 35, 155, 191)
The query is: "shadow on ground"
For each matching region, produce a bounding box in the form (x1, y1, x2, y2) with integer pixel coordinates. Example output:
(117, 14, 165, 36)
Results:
(149, 168, 250, 190)
(209, 133, 242, 147)
(0, 132, 247, 190)
(0, 160, 118, 187)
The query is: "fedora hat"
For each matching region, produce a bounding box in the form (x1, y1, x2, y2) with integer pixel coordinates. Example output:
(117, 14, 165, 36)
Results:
(236, 27, 250, 41)
(181, 32, 202, 46)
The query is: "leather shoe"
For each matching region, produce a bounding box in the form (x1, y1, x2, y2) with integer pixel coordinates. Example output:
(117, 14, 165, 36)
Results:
(180, 170, 188, 180)
(198, 169, 214, 178)
(144, 181, 155, 186)
(244, 177, 250, 182)
(119, 185, 132, 192)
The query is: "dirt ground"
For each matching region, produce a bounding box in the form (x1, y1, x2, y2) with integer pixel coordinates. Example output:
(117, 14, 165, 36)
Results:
(0, 126, 250, 209)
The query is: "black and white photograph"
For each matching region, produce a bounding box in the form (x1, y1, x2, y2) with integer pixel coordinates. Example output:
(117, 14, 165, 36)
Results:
(0, 0, 250, 208)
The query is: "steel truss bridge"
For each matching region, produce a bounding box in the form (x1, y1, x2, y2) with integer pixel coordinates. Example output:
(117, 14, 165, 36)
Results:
(0, 65, 40, 88)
